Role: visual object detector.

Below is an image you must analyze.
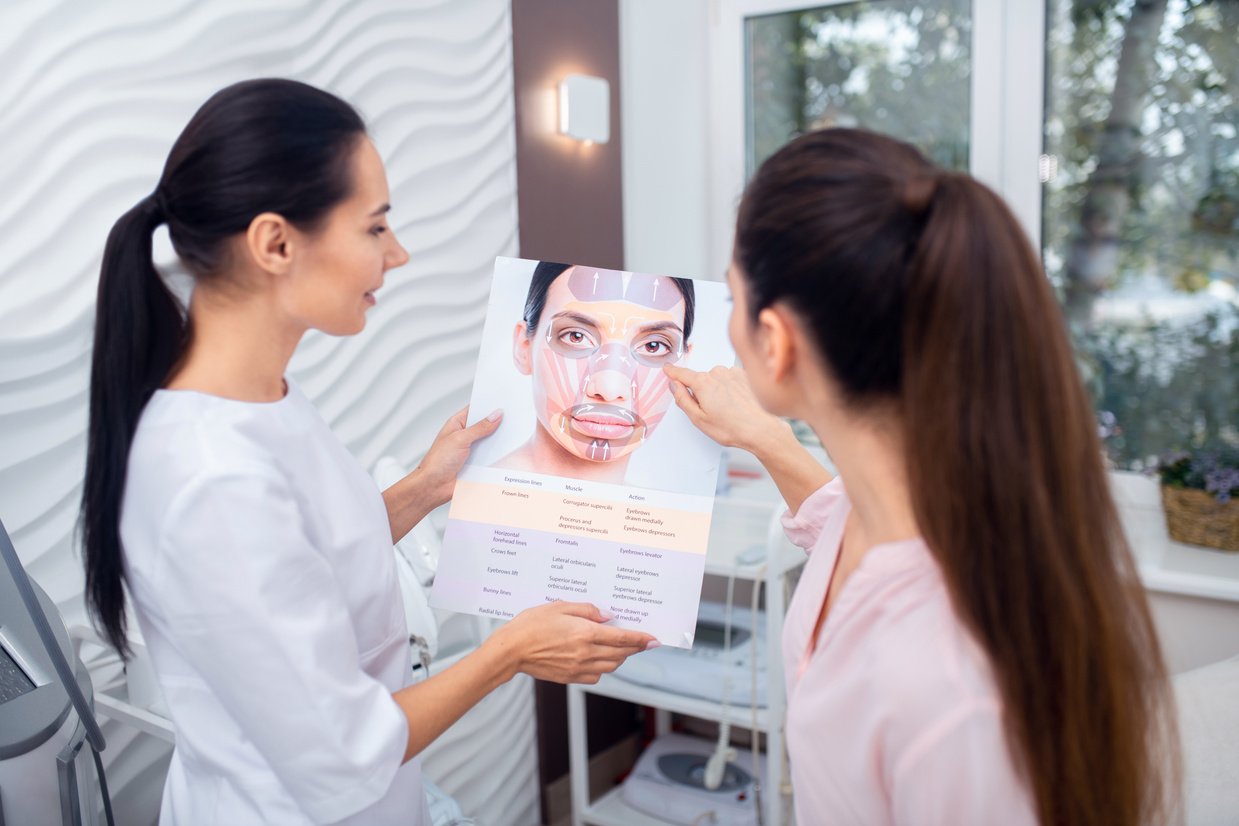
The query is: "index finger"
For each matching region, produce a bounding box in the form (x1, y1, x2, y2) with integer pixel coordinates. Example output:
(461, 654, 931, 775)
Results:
(552, 601, 608, 622)
(667, 375, 701, 417)
(593, 625, 657, 649)
(663, 363, 704, 388)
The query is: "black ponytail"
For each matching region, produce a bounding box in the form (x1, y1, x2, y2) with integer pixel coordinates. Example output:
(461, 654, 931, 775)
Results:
(84, 195, 182, 658)
(80, 79, 366, 658)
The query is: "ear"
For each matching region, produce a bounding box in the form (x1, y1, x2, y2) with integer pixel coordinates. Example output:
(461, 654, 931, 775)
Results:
(512, 322, 533, 376)
(756, 306, 796, 382)
(245, 212, 294, 276)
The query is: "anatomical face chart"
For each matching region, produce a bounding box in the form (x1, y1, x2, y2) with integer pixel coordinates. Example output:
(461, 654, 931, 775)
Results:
(431, 257, 734, 647)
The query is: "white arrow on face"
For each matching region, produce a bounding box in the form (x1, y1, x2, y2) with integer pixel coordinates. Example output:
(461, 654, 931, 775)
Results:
(592, 272, 599, 295)
(651, 277, 659, 303)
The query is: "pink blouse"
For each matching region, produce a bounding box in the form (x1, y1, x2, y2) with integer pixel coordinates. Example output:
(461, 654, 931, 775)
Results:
(780, 478, 1036, 825)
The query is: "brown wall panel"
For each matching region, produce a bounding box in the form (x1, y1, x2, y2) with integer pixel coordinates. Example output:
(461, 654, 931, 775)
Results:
(510, 2, 636, 819)
(512, 0, 624, 269)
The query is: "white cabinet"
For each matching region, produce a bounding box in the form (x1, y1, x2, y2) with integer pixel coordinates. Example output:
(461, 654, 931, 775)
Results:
(567, 469, 806, 826)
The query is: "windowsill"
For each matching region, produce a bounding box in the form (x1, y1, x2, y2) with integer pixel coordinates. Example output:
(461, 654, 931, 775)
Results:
(1111, 471, 1239, 603)
(714, 461, 1239, 603)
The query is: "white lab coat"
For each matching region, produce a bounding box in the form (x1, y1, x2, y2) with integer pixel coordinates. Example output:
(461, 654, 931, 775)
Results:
(120, 380, 429, 825)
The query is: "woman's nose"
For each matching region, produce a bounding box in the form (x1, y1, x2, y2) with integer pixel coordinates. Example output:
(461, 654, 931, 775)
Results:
(585, 369, 632, 402)
(386, 232, 410, 269)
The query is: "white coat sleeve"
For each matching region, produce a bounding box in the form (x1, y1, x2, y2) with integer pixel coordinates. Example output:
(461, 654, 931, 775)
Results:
(152, 465, 408, 824)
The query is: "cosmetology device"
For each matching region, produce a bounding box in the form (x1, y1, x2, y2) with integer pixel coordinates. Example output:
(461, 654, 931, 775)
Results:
(620, 732, 761, 826)
(0, 517, 114, 826)
(612, 600, 768, 708)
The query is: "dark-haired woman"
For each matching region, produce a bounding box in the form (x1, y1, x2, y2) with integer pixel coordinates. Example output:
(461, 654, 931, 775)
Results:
(666, 129, 1178, 825)
(82, 79, 653, 824)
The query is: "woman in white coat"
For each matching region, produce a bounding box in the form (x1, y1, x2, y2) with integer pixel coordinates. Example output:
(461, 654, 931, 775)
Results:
(80, 78, 653, 824)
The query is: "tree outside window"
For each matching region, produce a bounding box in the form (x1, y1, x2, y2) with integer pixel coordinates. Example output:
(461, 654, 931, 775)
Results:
(1045, 0, 1237, 468)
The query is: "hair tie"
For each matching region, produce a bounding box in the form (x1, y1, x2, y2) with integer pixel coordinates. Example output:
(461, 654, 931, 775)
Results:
(901, 175, 938, 216)
(142, 189, 168, 226)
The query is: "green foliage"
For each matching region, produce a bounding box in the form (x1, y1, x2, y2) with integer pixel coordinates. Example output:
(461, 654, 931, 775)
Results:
(1078, 308, 1238, 467)
(1047, 0, 1238, 468)
(746, 0, 970, 173)
(1044, 0, 1238, 297)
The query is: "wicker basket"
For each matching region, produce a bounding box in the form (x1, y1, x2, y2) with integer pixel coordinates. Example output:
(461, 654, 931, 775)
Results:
(1161, 485, 1239, 552)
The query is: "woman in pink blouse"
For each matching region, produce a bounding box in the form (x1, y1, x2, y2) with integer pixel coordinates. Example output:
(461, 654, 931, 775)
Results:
(666, 129, 1179, 825)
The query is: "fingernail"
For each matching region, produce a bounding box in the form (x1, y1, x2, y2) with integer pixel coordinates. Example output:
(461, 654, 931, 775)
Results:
(486, 409, 503, 422)
(644, 640, 661, 650)
(598, 610, 615, 621)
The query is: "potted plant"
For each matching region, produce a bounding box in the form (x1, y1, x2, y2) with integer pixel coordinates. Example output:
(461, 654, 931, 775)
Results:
(1153, 446, 1239, 552)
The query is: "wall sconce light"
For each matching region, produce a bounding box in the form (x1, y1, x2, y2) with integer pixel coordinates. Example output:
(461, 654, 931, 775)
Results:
(558, 74, 610, 144)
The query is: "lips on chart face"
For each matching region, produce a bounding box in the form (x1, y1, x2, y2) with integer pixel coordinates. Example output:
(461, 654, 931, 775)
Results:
(530, 267, 687, 464)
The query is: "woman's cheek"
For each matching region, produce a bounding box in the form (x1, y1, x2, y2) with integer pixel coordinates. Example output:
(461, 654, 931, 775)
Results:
(635, 368, 674, 430)
(537, 347, 587, 413)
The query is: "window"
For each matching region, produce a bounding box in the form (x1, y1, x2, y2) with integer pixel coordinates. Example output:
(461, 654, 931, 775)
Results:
(745, 1, 971, 175)
(737, 0, 1237, 469)
(1043, 0, 1238, 468)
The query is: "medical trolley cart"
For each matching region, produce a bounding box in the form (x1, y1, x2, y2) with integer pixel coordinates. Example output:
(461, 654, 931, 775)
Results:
(567, 461, 811, 826)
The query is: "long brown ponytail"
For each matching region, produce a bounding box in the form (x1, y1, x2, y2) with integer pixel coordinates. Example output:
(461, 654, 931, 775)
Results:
(736, 129, 1179, 825)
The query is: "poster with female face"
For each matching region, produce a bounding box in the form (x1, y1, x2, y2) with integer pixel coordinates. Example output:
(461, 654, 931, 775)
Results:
(431, 257, 734, 647)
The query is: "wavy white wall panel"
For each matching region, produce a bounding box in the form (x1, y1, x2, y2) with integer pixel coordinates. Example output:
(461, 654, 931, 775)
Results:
(0, 1, 527, 823)
(421, 669, 541, 825)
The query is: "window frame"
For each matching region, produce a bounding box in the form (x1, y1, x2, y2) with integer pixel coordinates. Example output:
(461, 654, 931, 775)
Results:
(705, 0, 1046, 281)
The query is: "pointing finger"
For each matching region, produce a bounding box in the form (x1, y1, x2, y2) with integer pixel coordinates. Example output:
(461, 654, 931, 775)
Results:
(594, 625, 656, 649)
(663, 363, 701, 388)
(555, 602, 609, 622)
(668, 377, 701, 417)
